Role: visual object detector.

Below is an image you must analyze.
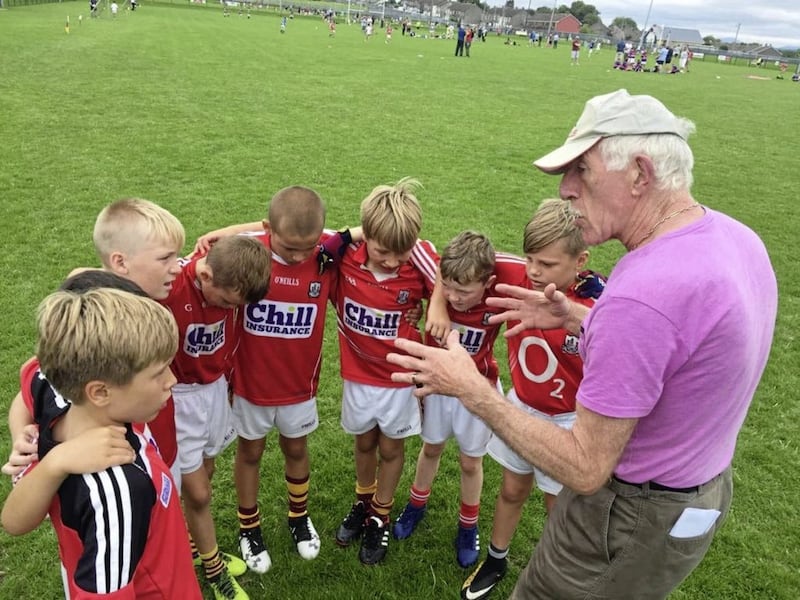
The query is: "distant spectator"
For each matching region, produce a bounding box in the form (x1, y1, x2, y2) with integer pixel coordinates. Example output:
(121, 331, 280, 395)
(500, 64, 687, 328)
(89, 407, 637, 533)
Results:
(679, 46, 690, 71)
(656, 45, 668, 71)
(570, 36, 580, 65)
(615, 39, 626, 64)
(455, 24, 466, 57)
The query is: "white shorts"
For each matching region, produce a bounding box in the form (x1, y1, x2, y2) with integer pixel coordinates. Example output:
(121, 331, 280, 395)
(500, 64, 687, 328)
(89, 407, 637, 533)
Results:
(341, 381, 421, 439)
(421, 379, 501, 457)
(232, 395, 319, 441)
(487, 388, 575, 495)
(173, 376, 237, 475)
(571, 50, 579, 59)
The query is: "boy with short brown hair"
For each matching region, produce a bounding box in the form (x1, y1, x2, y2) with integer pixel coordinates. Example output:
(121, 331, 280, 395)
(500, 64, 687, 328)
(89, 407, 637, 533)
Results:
(194, 185, 341, 574)
(393, 231, 526, 569)
(164, 234, 271, 600)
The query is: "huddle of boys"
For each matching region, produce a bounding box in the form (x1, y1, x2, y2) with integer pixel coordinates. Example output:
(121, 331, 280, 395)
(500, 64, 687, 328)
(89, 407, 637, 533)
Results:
(2, 184, 604, 600)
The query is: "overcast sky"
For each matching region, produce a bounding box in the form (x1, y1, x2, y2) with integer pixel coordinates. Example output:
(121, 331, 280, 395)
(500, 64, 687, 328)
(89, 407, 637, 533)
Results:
(495, 0, 800, 48)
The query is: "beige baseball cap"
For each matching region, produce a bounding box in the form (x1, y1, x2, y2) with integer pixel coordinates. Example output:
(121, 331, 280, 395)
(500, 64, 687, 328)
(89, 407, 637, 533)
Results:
(533, 89, 689, 174)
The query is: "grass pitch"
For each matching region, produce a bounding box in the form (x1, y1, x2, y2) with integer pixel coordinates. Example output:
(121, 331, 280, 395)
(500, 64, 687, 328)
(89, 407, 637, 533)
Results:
(0, 3, 798, 598)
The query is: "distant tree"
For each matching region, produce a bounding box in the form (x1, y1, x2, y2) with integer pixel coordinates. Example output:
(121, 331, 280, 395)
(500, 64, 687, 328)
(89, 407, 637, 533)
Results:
(610, 16, 638, 40)
(505, 0, 515, 8)
(536, 5, 550, 11)
(569, 1, 599, 25)
(557, 4, 570, 13)
(611, 16, 637, 30)
(719, 44, 729, 51)
(703, 35, 720, 46)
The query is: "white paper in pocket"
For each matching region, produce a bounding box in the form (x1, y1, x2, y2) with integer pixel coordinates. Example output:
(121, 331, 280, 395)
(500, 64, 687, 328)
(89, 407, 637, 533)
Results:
(668, 507, 721, 538)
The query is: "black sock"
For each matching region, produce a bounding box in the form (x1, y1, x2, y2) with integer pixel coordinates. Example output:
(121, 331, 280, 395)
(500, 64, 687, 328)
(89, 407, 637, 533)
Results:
(487, 543, 509, 563)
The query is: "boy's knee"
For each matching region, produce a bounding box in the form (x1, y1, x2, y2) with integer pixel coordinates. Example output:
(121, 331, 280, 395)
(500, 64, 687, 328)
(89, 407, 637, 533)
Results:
(182, 475, 213, 509)
(378, 436, 405, 462)
(237, 438, 266, 464)
(459, 454, 482, 476)
(500, 476, 533, 505)
(279, 435, 308, 461)
(355, 432, 379, 454)
(422, 443, 445, 460)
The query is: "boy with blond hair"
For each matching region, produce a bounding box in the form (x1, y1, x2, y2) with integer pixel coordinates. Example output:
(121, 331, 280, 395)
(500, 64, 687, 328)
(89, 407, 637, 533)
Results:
(193, 186, 346, 574)
(164, 234, 271, 600)
(461, 199, 605, 600)
(92, 198, 186, 473)
(393, 231, 526, 569)
(1, 288, 202, 599)
(93, 198, 185, 301)
(332, 177, 441, 565)
(5, 198, 185, 480)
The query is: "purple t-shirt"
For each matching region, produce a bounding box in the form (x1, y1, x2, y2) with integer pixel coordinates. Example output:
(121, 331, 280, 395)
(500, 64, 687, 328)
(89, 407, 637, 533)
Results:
(578, 208, 777, 487)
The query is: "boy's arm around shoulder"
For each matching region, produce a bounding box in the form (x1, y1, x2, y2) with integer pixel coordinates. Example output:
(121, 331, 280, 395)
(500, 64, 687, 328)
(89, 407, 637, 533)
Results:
(4, 357, 41, 477)
(3, 394, 38, 477)
(1, 426, 134, 535)
(193, 221, 265, 254)
(424, 268, 450, 342)
(409, 240, 450, 339)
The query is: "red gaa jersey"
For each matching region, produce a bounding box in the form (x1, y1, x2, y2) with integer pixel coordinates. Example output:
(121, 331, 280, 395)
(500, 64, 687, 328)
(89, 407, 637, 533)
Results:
(507, 283, 598, 415)
(233, 231, 337, 406)
(161, 257, 238, 385)
(426, 253, 526, 384)
(334, 240, 438, 386)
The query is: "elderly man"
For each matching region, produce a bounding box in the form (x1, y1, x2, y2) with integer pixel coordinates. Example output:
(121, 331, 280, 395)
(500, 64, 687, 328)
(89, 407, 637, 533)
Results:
(387, 89, 777, 599)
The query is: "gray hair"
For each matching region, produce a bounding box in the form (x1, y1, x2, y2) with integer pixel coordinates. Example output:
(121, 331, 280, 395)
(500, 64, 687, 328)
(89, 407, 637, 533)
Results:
(599, 123, 696, 192)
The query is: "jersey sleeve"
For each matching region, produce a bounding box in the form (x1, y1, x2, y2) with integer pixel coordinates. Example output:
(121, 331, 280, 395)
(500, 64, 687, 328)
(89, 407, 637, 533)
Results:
(18, 358, 39, 417)
(62, 462, 156, 597)
(409, 239, 439, 293)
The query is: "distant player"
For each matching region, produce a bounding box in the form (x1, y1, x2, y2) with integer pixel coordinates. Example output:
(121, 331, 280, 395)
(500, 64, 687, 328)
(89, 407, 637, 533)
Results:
(570, 36, 580, 65)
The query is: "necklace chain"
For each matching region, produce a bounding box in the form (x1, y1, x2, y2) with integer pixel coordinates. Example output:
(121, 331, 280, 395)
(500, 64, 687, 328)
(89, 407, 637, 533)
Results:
(630, 203, 700, 250)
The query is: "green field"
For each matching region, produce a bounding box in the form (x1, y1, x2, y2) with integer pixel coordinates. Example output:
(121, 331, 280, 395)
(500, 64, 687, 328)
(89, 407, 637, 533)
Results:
(0, 3, 798, 598)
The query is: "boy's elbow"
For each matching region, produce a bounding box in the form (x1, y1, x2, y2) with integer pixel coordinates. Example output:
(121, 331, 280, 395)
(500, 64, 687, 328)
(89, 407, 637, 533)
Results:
(1, 506, 41, 536)
(2, 513, 26, 536)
